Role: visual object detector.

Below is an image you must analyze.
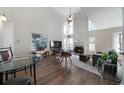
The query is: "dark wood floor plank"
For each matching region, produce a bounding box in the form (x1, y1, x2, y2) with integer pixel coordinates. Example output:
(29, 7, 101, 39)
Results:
(15, 56, 119, 85)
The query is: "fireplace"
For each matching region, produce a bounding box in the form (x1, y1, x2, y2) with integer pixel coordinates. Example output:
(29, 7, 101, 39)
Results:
(74, 46, 84, 54)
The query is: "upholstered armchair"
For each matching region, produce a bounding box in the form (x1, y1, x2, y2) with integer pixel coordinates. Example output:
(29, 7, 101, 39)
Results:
(96, 58, 120, 82)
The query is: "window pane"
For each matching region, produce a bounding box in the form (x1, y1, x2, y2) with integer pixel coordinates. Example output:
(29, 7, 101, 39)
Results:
(89, 37, 95, 52)
(69, 29, 73, 35)
(64, 39, 67, 50)
(113, 32, 122, 52)
(88, 20, 96, 32)
(69, 21, 73, 34)
(89, 37, 95, 43)
(63, 26, 67, 35)
(69, 21, 73, 27)
(89, 44, 95, 52)
(69, 38, 73, 44)
(63, 20, 74, 51)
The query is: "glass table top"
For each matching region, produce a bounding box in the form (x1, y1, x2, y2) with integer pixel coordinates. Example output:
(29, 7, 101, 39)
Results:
(0, 55, 43, 73)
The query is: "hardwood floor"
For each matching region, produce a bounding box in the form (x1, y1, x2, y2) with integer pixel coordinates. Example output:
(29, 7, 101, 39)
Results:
(16, 56, 119, 85)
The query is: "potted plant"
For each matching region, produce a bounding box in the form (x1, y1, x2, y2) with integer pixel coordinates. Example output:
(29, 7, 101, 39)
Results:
(101, 52, 108, 61)
(107, 50, 118, 64)
(97, 50, 118, 64)
(97, 49, 118, 74)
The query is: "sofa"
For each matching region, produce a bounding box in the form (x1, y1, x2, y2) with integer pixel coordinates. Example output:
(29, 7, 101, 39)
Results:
(32, 48, 49, 57)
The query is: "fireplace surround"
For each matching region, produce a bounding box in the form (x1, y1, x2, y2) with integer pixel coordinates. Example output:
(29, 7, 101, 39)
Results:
(74, 46, 84, 54)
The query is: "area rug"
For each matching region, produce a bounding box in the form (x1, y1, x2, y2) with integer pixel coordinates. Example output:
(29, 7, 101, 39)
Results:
(71, 55, 101, 76)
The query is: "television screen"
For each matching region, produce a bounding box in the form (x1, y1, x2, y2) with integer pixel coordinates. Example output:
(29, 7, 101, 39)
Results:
(50, 41, 62, 49)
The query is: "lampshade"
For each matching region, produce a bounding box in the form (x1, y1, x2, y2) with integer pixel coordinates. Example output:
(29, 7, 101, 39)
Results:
(68, 16, 72, 20)
(0, 12, 7, 22)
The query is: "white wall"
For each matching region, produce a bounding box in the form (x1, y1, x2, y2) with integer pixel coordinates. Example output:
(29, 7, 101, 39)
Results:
(95, 27, 122, 52)
(0, 22, 13, 48)
(0, 8, 12, 47)
(0, 7, 65, 58)
(73, 10, 88, 53)
(3, 22, 14, 49)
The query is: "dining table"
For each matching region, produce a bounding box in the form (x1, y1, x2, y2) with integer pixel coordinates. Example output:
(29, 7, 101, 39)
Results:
(0, 54, 43, 85)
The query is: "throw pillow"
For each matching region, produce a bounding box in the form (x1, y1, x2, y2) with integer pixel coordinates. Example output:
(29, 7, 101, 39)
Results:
(1, 51, 10, 61)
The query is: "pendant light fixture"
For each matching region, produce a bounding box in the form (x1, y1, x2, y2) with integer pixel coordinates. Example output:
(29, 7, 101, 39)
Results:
(69, 8, 72, 20)
(67, 8, 73, 23)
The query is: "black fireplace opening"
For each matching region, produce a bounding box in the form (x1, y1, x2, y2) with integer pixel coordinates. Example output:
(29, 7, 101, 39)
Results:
(74, 46, 84, 54)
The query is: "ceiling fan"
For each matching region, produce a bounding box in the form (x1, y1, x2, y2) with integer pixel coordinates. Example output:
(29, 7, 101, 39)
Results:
(67, 8, 78, 23)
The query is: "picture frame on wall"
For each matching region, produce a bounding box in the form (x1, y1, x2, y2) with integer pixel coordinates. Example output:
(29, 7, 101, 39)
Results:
(31, 33, 48, 51)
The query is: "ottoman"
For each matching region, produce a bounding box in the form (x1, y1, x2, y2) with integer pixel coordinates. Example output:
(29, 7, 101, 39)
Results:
(79, 54, 90, 62)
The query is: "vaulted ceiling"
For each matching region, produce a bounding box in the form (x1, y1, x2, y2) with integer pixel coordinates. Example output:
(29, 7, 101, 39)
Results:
(53, 7, 122, 30)
(53, 7, 81, 16)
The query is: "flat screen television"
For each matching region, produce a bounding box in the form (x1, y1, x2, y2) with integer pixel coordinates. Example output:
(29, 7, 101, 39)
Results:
(50, 41, 62, 49)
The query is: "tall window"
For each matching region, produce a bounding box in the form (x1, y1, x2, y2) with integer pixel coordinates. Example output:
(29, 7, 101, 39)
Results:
(89, 37, 96, 53)
(88, 20, 96, 53)
(88, 20, 96, 32)
(63, 20, 74, 51)
(68, 21, 73, 35)
(113, 32, 122, 53)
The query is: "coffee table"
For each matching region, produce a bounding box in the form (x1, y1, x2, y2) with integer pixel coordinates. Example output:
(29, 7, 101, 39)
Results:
(79, 54, 90, 62)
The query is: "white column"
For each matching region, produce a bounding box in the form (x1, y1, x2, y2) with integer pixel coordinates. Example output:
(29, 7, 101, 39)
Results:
(120, 8, 124, 84)
(0, 21, 4, 47)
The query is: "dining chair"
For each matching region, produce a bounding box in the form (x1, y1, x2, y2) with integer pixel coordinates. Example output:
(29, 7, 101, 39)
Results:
(60, 51, 72, 65)
(0, 47, 14, 80)
(0, 47, 13, 63)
